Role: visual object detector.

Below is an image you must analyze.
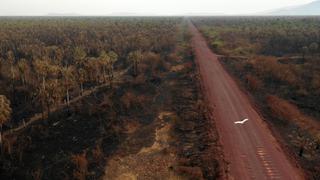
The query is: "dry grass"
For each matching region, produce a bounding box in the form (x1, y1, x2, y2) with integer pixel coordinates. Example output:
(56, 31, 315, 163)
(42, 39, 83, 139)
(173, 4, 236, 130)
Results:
(249, 56, 298, 85)
(174, 166, 203, 180)
(103, 111, 185, 180)
(266, 95, 320, 136)
(138, 123, 172, 154)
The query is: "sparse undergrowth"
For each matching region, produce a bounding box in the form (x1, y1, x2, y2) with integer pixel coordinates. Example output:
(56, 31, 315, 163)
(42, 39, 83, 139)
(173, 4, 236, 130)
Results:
(171, 65, 221, 179)
(0, 19, 222, 180)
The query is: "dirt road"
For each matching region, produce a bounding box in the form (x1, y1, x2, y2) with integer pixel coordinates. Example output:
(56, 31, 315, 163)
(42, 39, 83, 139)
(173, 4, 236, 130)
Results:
(189, 22, 304, 180)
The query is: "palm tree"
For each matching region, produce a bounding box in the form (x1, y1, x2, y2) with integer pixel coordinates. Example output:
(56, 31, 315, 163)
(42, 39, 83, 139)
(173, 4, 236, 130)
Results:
(98, 51, 119, 86)
(85, 57, 100, 83)
(78, 68, 86, 95)
(7, 51, 15, 82)
(128, 50, 143, 76)
(309, 42, 319, 57)
(7, 51, 16, 101)
(45, 79, 60, 117)
(74, 47, 87, 93)
(301, 46, 309, 60)
(99, 51, 110, 83)
(0, 58, 3, 78)
(44, 65, 60, 117)
(61, 66, 75, 108)
(108, 51, 118, 79)
(33, 59, 50, 91)
(74, 47, 87, 68)
(17, 59, 30, 86)
(33, 59, 51, 120)
(0, 95, 11, 145)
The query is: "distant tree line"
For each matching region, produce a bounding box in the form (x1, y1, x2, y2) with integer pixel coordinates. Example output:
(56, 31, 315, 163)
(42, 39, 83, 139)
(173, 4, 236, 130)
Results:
(193, 16, 320, 56)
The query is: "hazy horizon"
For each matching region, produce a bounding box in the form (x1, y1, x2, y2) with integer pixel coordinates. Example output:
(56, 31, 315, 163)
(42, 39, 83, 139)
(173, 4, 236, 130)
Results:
(0, 0, 316, 16)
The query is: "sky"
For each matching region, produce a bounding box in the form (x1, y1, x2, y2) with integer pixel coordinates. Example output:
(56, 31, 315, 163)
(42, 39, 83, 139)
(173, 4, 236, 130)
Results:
(0, 0, 315, 16)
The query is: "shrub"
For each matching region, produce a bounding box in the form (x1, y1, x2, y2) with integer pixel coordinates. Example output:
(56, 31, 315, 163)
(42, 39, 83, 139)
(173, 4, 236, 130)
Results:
(245, 74, 263, 91)
(31, 167, 43, 180)
(71, 152, 88, 180)
(92, 144, 103, 162)
(266, 95, 301, 122)
(266, 95, 320, 135)
(174, 166, 204, 180)
(250, 56, 298, 85)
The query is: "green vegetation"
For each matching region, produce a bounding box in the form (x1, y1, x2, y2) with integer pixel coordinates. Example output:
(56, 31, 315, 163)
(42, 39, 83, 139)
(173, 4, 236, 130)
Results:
(194, 16, 320, 56)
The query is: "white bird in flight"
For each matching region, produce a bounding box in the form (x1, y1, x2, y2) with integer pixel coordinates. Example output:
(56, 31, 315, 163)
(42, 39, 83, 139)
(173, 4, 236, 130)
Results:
(234, 118, 249, 124)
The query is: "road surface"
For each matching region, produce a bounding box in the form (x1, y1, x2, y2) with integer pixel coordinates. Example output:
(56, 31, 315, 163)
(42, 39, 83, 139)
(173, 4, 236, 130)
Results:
(189, 22, 304, 180)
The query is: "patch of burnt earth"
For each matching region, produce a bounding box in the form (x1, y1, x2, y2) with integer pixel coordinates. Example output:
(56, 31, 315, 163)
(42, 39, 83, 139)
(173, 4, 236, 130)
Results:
(103, 24, 214, 180)
(170, 56, 222, 179)
(0, 86, 128, 180)
(102, 64, 186, 179)
(103, 112, 182, 180)
(0, 78, 161, 180)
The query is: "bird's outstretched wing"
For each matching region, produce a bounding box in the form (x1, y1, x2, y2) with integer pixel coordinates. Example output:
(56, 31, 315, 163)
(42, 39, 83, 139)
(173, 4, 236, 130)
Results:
(242, 118, 249, 123)
(234, 118, 249, 124)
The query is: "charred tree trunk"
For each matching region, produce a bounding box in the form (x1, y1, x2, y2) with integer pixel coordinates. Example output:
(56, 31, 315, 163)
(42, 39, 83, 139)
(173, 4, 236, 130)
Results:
(66, 88, 70, 108)
(0, 125, 2, 147)
(41, 76, 46, 120)
(299, 145, 304, 157)
(80, 82, 84, 96)
(133, 60, 138, 76)
(11, 65, 15, 104)
(41, 99, 45, 121)
(103, 66, 107, 83)
(108, 67, 113, 88)
(46, 101, 50, 118)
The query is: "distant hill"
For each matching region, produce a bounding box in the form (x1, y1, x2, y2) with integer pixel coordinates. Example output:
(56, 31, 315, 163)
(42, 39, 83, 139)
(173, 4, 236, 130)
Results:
(268, 0, 320, 15)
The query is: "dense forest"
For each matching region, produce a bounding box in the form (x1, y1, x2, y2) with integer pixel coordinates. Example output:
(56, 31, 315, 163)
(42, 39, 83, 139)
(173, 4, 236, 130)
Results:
(0, 17, 177, 127)
(193, 16, 320, 179)
(193, 16, 320, 56)
(0, 17, 221, 179)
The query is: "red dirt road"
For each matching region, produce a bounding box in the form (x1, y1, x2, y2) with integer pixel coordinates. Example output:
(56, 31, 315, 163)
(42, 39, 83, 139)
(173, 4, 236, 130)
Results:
(189, 22, 304, 180)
